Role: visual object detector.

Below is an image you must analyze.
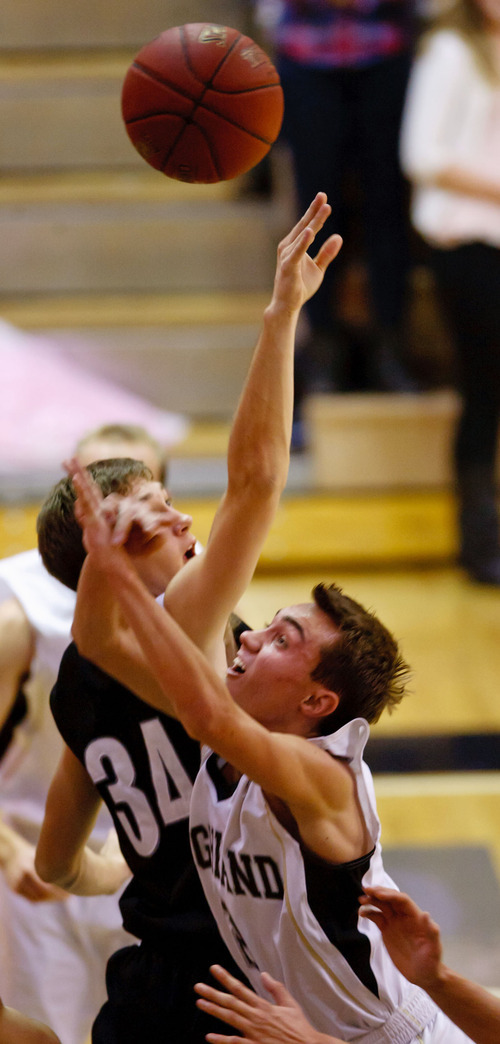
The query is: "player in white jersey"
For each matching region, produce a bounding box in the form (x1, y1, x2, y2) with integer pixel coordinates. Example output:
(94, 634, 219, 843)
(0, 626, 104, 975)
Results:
(54, 475, 474, 1044)
(0, 425, 166, 1044)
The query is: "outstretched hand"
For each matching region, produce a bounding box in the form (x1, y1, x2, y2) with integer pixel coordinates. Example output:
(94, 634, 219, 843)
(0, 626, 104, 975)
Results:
(64, 458, 116, 556)
(359, 887, 443, 991)
(195, 964, 340, 1044)
(271, 193, 342, 315)
(64, 458, 172, 555)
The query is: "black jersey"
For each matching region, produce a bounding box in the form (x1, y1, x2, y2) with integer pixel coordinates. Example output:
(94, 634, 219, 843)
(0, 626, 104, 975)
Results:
(51, 641, 217, 947)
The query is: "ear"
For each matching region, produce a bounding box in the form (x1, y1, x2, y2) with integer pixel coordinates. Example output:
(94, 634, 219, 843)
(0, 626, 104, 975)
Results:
(300, 685, 339, 724)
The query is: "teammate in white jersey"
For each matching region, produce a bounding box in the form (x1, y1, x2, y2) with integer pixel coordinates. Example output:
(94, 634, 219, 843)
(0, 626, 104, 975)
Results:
(0, 423, 166, 1044)
(55, 466, 473, 1043)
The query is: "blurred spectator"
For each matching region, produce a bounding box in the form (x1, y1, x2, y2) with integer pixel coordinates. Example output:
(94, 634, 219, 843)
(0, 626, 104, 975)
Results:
(256, 0, 418, 446)
(400, 0, 500, 585)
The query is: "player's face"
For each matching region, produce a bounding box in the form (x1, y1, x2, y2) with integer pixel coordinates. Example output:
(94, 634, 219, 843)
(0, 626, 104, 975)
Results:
(226, 603, 339, 731)
(125, 480, 196, 596)
(77, 438, 163, 481)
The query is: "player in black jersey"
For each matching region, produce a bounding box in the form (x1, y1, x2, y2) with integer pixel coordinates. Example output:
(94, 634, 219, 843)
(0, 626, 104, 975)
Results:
(35, 197, 342, 1043)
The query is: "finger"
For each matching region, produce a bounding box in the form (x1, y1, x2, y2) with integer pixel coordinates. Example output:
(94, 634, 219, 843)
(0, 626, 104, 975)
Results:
(363, 887, 416, 918)
(303, 201, 331, 238)
(63, 455, 81, 479)
(64, 457, 95, 500)
(68, 462, 103, 514)
(363, 886, 407, 903)
(259, 972, 295, 1007)
(282, 224, 316, 266)
(206, 1034, 254, 1044)
(19, 878, 54, 902)
(312, 232, 343, 272)
(194, 984, 244, 1013)
(195, 997, 248, 1033)
(280, 192, 328, 247)
(358, 905, 387, 930)
(208, 965, 260, 1006)
(110, 503, 136, 546)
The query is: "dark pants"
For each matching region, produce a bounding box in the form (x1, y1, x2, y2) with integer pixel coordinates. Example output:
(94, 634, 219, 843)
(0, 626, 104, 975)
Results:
(277, 51, 412, 333)
(430, 242, 500, 477)
(92, 936, 245, 1044)
(430, 241, 500, 566)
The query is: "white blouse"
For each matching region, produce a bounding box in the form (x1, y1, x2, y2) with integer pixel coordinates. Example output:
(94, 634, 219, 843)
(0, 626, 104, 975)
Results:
(400, 30, 500, 247)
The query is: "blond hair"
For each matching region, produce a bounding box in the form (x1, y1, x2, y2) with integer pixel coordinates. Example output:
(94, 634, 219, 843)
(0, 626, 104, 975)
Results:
(422, 0, 500, 83)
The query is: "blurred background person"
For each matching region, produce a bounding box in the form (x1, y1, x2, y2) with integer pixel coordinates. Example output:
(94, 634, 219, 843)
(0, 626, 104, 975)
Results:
(0, 423, 167, 1044)
(256, 0, 419, 448)
(400, 0, 500, 585)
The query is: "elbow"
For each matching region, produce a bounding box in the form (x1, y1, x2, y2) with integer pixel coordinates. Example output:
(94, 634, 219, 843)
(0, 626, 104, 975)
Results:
(35, 848, 76, 891)
(228, 465, 284, 507)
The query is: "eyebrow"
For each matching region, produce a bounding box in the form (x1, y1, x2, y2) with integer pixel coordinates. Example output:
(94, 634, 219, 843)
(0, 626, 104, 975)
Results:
(278, 614, 306, 640)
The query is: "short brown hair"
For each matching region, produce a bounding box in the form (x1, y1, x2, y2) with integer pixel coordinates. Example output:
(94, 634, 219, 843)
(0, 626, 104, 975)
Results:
(37, 458, 152, 591)
(311, 583, 411, 733)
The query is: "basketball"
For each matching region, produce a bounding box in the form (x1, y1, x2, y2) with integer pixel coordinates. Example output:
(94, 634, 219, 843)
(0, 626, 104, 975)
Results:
(121, 23, 284, 183)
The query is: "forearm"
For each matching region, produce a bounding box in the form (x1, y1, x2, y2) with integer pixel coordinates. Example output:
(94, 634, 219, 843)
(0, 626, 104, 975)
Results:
(73, 555, 123, 665)
(96, 545, 232, 738)
(39, 845, 128, 897)
(226, 301, 296, 500)
(434, 166, 500, 208)
(425, 966, 500, 1044)
(73, 556, 160, 702)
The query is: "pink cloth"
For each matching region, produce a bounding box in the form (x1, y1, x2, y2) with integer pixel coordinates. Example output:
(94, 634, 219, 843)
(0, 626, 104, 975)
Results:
(0, 321, 188, 472)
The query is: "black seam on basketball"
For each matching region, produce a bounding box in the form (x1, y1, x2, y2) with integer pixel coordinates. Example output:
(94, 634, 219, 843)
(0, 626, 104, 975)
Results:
(180, 25, 242, 92)
(125, 108, 275, 148)
(131, 61, 202, 104)
(160, 118, 224, 181)
(125, 71, 280, 146)
(131, 60, 280, 99)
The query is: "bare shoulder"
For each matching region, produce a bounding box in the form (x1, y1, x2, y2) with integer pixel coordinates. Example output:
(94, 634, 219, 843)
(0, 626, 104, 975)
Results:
(0, 596, 33, 667)
(0, 595, 31, 632)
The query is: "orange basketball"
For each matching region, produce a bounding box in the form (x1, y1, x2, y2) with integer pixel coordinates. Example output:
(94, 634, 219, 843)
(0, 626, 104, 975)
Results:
(121, 23, 284, 183)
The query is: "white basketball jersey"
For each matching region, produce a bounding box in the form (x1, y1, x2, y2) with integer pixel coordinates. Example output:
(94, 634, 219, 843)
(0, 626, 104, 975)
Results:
(190, 718, 439, 1042)
(0, 549, 111, 843)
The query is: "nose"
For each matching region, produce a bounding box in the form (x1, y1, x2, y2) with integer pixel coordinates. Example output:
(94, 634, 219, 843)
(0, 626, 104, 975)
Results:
(172, 510, 192, 534)
(239, 628, 263, 651)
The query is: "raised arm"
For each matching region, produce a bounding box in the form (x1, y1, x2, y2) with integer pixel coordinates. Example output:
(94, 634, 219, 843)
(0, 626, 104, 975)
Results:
(360, 887, 500, 1044)
(164, 195, 341, 658)
(72, 197, 341, 690)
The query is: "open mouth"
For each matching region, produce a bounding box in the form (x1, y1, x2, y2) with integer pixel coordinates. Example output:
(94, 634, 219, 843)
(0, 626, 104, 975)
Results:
(184, 542, 196, 562)
(231, 655, 246, 674)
